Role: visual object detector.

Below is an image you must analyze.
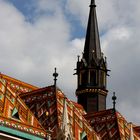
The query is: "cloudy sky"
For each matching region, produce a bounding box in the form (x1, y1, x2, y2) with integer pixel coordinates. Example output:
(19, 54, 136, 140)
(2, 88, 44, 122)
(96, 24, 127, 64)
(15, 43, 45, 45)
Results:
(0, 0, 140, 124)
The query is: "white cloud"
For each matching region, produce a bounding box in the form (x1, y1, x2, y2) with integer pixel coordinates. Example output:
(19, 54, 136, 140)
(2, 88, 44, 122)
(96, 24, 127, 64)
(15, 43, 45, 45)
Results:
(0, 0, 83, 100)
(65, 0, 90, 27)
(1, 0, 140, 125)
(66, 0, 140, 124)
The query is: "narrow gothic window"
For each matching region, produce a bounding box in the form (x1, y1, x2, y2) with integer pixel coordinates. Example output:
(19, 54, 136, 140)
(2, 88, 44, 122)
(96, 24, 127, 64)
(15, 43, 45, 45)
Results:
(90, 70, 96, 86)
(81, 71, 88, 85)
(101, 71, 105, 88)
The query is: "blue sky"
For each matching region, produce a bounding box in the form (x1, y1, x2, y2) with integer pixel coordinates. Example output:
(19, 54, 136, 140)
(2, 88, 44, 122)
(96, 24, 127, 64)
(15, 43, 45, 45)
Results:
(1, 0, 140, 124)
(7, 0, 35, 20)
(7, 0, 85, 39)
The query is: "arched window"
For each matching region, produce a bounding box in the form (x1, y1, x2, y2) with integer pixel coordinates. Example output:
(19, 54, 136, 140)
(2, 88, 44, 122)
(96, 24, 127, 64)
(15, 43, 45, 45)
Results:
(90, 70, 96, 86)
(81, 71, 88, 85)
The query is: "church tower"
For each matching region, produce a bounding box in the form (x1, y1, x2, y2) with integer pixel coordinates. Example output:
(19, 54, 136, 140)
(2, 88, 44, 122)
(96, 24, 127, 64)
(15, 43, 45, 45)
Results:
(75, 0, 108, 113)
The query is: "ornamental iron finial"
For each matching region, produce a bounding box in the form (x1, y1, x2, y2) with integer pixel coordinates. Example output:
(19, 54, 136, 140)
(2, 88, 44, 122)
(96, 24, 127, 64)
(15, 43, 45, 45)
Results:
(112, 92, 117, 109)
(77, 55, 80, 62)
(53, 67, 58, 87)
(90, 0, 96, 7)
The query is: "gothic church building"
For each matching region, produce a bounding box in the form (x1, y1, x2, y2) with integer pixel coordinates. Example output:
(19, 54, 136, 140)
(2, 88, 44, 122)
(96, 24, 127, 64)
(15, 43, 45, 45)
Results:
(0, 0, 140, 139)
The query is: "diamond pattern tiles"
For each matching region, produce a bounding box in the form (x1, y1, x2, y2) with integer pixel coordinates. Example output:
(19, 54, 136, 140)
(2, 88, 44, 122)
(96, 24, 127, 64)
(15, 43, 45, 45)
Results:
(21, 86, 101, 139)
(0, 76, 47, 139)
(0, 73, 38, 95)
(85, 109, 140, 140)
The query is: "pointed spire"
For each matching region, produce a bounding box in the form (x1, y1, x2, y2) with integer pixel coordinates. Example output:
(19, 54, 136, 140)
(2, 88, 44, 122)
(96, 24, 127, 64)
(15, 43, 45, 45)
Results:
(130, 123, 134, 140)
(62, 98, 69, 130)
(61, 97, 72, 139)
(83, 0, 101, 64)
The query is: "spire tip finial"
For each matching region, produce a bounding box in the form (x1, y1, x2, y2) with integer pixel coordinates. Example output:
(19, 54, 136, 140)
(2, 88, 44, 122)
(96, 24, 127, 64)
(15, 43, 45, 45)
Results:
(77, 55, 80, 62)
(53, 67, 58, 87)
(112, 92, 117, 109)
(90, 0, 96, 7)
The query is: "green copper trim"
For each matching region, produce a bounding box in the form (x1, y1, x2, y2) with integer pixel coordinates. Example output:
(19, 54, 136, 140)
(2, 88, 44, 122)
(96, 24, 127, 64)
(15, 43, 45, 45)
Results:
(12, 107, 18, 117)
(0, 125, 44, 140)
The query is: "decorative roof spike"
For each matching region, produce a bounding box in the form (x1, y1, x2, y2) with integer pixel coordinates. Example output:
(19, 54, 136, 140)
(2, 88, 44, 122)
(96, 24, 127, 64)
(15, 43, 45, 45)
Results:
(83, 0, 102, 64)
(53, 67, 58, 87)
(46, 127, 53, 140)
(90, 0, 96, 7)
(77, 55, 80, 62)
(130, 122, 134, 140)
(112, 92, 117, 109)
(62, 97, 69, 130)
(61, 97, 73, 139)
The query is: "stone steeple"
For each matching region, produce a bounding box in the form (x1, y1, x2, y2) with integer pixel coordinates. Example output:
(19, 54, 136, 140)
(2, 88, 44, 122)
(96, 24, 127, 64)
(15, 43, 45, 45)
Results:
(75, 0, 108, 113)
(83, 0, 101, 65)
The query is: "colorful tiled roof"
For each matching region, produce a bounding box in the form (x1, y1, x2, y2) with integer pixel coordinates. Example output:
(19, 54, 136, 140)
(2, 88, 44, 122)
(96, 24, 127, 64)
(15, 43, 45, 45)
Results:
(21, 86, 100, 139)
(56, 89, 100, 139)
(0, 75, 47, 139)
(85, 109, 140, 140)
(134, 126, 140, 137)
(0, 73, 38, 95)
(117, 112, 140, 139)
(1, 73, 140, 140)
(20, 86, 58, 139)
(71, 101, 86, 115)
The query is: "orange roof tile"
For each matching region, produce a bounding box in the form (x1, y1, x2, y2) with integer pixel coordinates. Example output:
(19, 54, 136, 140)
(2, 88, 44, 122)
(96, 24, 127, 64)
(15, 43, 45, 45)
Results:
(85, 109, 140, 139)
(0, 73, 38, 95)
(0, 76, 47, 138)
